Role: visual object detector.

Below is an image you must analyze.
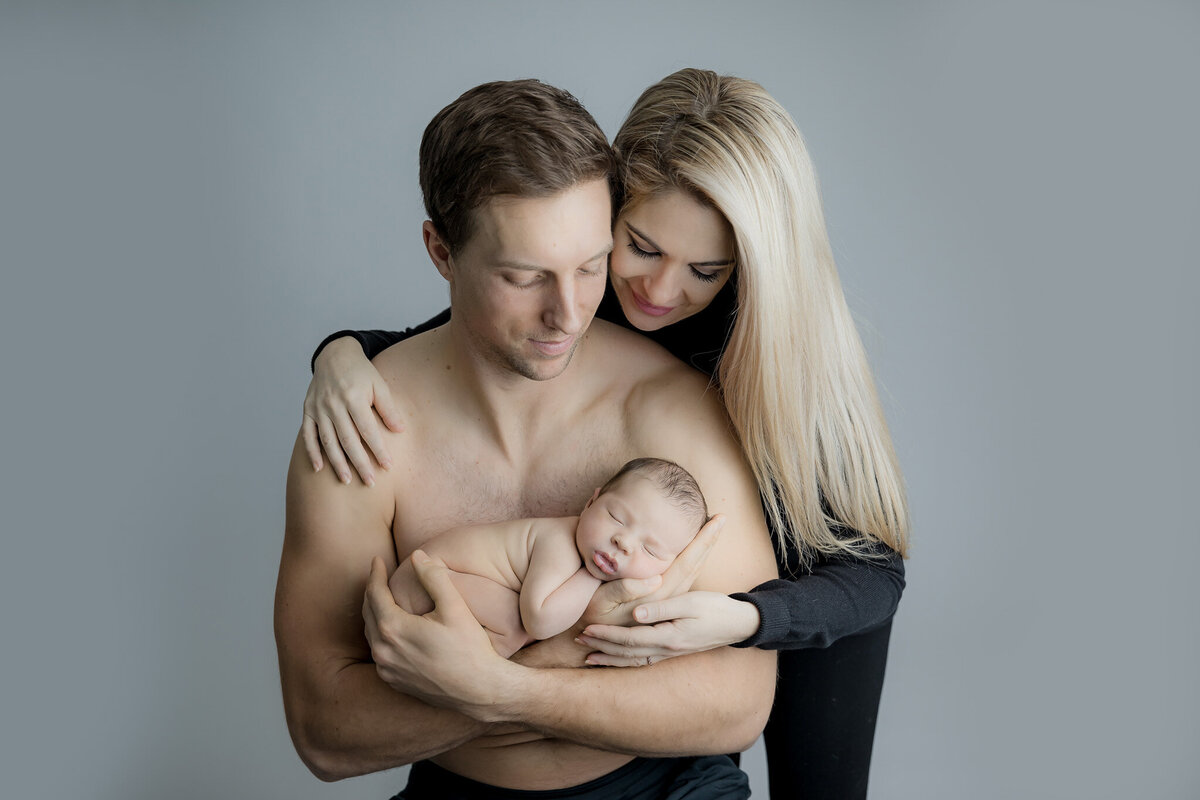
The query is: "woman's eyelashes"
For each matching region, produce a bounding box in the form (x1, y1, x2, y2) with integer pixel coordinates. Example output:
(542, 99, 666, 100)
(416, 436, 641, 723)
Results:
(625, 239, 721, 283)
(626, 239, 658, 259)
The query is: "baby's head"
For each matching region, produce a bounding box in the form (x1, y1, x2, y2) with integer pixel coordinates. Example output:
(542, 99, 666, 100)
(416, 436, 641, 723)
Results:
(576, 457, 708, 581)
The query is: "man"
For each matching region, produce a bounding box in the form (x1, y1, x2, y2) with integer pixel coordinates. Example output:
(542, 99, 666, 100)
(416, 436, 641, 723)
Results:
(274, 80, 778, 798)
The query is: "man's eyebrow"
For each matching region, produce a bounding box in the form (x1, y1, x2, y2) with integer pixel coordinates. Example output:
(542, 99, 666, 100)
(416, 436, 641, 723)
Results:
(494, 244, 612, 272)
(624, 222, 734, 269)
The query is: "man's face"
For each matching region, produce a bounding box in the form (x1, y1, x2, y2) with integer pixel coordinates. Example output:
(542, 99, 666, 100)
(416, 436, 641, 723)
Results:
(446, 179, 613, 382)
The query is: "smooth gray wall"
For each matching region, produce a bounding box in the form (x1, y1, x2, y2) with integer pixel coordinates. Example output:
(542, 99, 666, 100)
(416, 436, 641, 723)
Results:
(2, 2, 1197, 798)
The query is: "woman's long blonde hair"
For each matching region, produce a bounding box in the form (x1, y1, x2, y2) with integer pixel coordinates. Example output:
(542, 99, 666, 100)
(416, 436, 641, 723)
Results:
(614, 68, 909, 568)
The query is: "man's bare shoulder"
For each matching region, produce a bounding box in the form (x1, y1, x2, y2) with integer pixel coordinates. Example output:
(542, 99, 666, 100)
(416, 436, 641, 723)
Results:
(583, 320, 715, 405)
(370, 326, 452, 409)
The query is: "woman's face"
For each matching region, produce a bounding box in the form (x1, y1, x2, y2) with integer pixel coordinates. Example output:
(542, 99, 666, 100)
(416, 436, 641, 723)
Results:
(608, 190, 736, 331)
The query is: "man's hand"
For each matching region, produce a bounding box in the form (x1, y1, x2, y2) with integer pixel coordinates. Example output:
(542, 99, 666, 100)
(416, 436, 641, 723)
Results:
(362, 552, 520, 720)
(582, 514, 724, 627)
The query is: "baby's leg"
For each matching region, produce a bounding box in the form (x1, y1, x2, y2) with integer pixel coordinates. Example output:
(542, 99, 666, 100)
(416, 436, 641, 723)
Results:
(387, 560, 531, 658)
(447, 572, 531, 658)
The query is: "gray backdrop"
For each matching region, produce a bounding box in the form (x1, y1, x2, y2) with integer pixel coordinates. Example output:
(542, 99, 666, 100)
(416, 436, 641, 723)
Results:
(2, 2, 1197, 798)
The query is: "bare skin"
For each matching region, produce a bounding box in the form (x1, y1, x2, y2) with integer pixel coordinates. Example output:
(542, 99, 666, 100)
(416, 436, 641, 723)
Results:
(275, 181, 777, 789)
(388, 477, 704, 656)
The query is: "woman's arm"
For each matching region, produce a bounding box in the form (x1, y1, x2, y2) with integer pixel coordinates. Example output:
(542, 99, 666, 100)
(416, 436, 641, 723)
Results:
(732, 544, 905, 650)
(579, 544, 905, 663)
(308, 308, 451, 372)
(302, 308, 451, 484)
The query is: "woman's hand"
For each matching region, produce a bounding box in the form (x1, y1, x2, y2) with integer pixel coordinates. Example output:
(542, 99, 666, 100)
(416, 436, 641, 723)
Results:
(302, 337, 405, 486)
(581, 514, 725, 628)
(577, 591, 761, 667)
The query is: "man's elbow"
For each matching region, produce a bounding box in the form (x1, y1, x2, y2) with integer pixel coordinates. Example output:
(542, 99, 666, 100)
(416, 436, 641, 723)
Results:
(714, 650, 776, 753)
(284, 698, 398, 782)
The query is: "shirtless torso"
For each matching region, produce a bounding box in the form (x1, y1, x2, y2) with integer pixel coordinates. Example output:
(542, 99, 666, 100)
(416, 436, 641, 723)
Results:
(276, 180, 777, 792)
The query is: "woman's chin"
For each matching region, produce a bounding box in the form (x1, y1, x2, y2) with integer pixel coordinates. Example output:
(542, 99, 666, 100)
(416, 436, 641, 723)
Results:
(616, 296, 676, 332)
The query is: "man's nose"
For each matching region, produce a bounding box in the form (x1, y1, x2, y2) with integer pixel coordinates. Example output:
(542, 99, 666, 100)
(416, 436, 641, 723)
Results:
(544, 277, 583, 334)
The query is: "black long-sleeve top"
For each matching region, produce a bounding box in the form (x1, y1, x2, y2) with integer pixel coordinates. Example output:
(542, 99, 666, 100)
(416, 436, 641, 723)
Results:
(311, 281, 905, 649)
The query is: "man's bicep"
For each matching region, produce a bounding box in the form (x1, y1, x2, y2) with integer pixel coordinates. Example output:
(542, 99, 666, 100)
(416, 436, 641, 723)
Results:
(276, 435, 397, 673)
(636, 387, 777, 594)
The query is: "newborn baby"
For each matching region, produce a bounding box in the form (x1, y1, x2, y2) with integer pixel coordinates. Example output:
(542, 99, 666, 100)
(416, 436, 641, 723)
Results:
(389, 457, 708, 657)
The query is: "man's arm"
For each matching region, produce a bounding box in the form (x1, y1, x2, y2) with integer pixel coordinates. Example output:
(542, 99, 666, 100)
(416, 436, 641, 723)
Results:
(274, 436, 490, 781)
(363, 371, 779, 756)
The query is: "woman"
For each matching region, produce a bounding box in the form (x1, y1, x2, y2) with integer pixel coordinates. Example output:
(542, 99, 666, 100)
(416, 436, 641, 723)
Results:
(304, 68, 909, 799)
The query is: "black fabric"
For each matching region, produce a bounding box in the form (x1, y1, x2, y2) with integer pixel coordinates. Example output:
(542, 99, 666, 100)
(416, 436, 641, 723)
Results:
(761, 619, 893, 799)
(391, 756, 749, 800)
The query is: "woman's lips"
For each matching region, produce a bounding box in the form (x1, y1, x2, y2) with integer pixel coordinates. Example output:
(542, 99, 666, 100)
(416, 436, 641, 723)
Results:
(630, 290, 674, 317)
(593, 551, 618, 576)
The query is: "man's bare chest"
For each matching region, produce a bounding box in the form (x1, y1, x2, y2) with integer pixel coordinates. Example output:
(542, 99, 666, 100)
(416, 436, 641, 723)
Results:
(389, 421, 637, 558)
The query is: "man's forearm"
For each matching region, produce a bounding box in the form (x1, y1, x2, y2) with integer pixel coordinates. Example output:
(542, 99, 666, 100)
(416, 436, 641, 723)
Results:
(283, 660, 489, 781)
(488, 644, 776, 756)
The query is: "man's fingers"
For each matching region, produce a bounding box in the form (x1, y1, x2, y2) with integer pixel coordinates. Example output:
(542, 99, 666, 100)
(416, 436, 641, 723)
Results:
(364, 556, 395, 604)
(410, 550, 472, 621)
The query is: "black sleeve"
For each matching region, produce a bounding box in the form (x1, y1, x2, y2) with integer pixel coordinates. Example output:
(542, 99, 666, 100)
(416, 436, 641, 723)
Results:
(729, 545, 906, 650)
(309, 307, 451, 373)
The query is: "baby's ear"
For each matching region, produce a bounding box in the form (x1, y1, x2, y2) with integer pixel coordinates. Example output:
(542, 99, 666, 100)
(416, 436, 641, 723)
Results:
(584, 487, 600, 508)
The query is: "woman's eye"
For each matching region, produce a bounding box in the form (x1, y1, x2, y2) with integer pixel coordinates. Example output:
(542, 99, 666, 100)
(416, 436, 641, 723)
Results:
(626, 240, 659, 259)
(690, 267, 720, 284)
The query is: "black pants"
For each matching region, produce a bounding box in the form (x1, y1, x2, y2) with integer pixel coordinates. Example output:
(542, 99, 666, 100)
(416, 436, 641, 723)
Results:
(761, 618, 893, 799)
(392, 755, 749, 799)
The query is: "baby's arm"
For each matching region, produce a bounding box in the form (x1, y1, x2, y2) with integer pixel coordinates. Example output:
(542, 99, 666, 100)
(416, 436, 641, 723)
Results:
(519, 521, 602, 641)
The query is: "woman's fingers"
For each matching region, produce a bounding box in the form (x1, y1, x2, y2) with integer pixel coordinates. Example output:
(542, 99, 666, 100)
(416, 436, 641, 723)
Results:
(317, 413, 354, 484)
(302, 413, 323, 472)
(347, 400, 393, 473)
(658, 514, 725, 594)
(373, 379, 407, 435)
(331, 407, 376, 486)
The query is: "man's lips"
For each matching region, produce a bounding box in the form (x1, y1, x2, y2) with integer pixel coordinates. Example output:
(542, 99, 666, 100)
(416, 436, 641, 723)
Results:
(531, 336, 574, 356)
(593, 551, 618, 576)
(630, 290, 674, 317)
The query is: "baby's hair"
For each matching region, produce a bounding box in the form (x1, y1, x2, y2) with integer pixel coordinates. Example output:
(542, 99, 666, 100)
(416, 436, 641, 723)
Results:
(599, 457, 709, 531)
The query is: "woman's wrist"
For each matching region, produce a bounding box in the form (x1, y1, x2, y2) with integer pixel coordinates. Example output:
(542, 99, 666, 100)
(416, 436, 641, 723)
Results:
(314, 334, 365, 373)
(729, 597, 762, 645)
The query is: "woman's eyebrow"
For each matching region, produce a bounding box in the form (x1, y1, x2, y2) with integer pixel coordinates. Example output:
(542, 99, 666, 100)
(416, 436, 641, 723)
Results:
(625, 222, 733, 268)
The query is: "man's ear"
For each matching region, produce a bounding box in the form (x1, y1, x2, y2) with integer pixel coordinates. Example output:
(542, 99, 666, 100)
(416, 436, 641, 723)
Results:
(423, 220, 454, 283)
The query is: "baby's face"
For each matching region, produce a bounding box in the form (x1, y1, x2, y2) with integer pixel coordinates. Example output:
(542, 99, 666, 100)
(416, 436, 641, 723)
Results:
(576, 476, 699, 581)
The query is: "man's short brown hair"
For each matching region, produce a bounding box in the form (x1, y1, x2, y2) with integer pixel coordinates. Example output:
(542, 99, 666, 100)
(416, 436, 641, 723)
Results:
(419, 79, 618, 254)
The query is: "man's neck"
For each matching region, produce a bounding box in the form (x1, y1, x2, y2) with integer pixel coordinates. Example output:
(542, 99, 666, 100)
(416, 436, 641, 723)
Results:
(437, 322, 597, 462)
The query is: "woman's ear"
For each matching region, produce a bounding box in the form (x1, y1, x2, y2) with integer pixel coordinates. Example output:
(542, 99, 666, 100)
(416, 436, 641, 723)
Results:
(422, 220, 454, 283)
